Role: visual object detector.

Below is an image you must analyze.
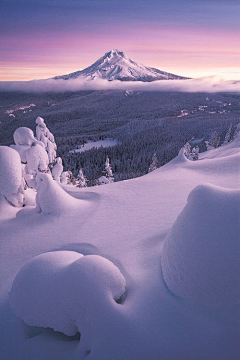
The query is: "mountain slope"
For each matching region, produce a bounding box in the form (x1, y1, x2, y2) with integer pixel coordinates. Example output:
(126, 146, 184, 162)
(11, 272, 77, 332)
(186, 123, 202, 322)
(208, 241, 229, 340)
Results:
(54, 49, 187, 82)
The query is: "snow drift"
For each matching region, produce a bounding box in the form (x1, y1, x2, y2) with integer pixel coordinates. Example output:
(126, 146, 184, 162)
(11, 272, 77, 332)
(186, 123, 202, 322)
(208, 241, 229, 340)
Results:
(36, 173, 81, 215)
(10, 251, 126, 352)
(161, 184, 240, 307)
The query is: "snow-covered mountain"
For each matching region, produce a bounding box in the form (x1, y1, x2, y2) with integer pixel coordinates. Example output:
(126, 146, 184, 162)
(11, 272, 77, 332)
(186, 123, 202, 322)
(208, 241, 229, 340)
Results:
(54, 49, 187, 82)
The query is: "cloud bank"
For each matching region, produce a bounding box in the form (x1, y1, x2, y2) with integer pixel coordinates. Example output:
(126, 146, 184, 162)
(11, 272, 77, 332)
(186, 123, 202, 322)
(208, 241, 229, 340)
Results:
(0, 77, 240, 94)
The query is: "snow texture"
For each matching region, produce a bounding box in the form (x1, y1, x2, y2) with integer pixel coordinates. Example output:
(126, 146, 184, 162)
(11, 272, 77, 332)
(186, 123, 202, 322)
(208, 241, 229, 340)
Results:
(161, 184, 240, 307)
(10, 251, 126, 349)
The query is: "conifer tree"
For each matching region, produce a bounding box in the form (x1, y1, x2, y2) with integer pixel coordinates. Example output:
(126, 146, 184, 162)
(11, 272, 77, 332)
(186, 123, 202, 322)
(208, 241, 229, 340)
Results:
(35, 117, 57, 164)
(233, 123, 240, 140)
(103, 156, 114, 183)
(183, 142, 191, 158)
(207, 131, 220, 149)
(76, 168, 88, 188)
(148, 153, 158, 173)
(191, 146, 199, 161)
(68, 170, 77, 186)
(224, 123, 233, 144)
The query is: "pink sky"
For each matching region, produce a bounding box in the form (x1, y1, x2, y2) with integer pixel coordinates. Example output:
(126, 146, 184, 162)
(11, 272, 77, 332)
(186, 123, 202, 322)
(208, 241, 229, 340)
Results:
(1, 1, 240, 81)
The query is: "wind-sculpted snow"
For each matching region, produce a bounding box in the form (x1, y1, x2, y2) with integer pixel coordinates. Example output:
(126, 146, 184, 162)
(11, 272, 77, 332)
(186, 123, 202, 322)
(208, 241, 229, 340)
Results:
(161, 184, 240, 307)
(10, 251, 126, 353)
(36, 173, 82, 214)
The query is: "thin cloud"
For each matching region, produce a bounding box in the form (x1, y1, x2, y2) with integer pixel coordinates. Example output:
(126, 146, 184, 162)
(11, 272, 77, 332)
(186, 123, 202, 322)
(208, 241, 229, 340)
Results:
(0, 77, 240, 93)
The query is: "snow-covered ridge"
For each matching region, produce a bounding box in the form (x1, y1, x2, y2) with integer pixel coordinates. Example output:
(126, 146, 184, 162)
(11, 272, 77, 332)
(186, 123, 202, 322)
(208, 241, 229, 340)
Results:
(54, 49, 187, 82)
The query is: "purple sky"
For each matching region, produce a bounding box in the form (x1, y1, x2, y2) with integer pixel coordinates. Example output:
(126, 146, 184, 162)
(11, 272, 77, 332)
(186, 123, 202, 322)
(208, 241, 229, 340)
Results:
(1, 0, 240, 81)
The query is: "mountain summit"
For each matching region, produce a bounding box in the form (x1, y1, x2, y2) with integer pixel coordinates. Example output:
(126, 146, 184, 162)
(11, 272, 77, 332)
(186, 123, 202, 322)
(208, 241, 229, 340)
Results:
(54, 49, 187, 82)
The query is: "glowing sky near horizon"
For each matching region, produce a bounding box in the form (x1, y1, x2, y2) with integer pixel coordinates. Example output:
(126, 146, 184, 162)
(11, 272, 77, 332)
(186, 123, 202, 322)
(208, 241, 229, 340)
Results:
(1, 0, 240, 81)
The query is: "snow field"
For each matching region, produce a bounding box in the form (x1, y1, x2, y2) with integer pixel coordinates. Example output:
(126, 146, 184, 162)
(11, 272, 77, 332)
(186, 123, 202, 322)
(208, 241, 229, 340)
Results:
(0, 136, 239, 359)
(69, 139, 118, 154)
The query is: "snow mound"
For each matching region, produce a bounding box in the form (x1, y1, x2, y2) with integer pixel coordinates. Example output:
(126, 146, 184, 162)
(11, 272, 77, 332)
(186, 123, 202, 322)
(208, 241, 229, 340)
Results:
(13, 127, 35, 146)
(98, 176, 110, 185)
(0, 146, 24, 206)
(10, 251, 126, 343)
(161, 184, 240, 307)
(36, 173, 82, 214)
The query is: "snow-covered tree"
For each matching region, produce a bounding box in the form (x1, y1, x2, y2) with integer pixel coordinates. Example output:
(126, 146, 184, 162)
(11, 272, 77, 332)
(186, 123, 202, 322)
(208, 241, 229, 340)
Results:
(233, 123, 240, 140)
(148, 153, 158, 173)
(13, 127, 35, 147)
(183, 142, 191, 159)
(0, 146, 25, 207)
(93, 179, 100, 186)
(36, 117, 56, 164)
(67, 170, 78, 186)
(76, 168, 88, 188)
(51, 157, 63, 183)
(224, 123, 233, 144)
(60, 171, 70, 185)
(10, 127, 49, 189)
(10, 118, 64, 190)
(206, 131, 220, 149)
(190, 146, 199, 161)
(25, 142, 49, 176)
(103, 156, 114, 183)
